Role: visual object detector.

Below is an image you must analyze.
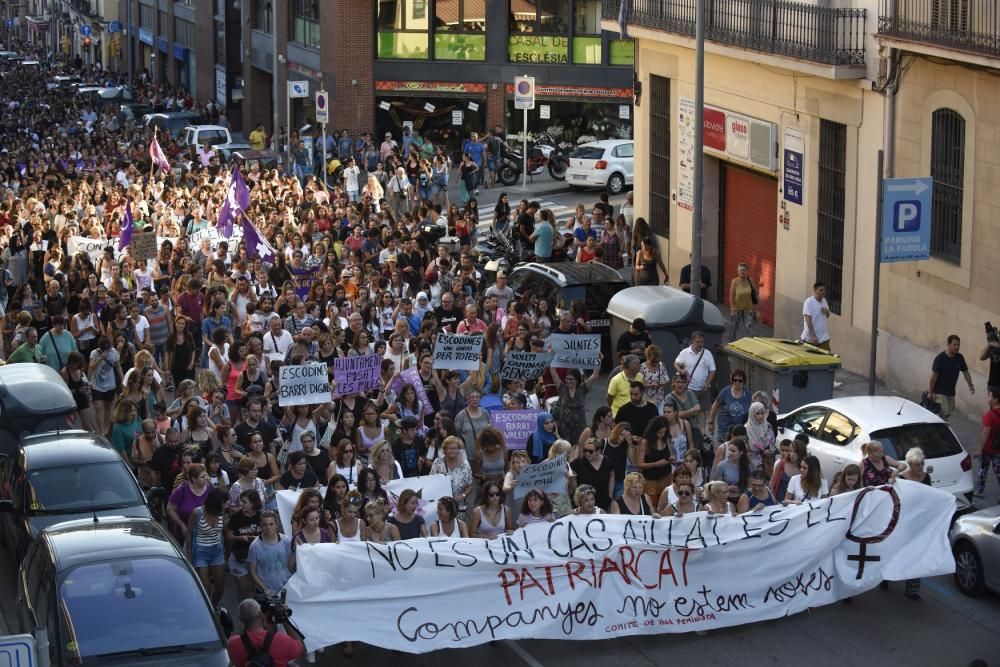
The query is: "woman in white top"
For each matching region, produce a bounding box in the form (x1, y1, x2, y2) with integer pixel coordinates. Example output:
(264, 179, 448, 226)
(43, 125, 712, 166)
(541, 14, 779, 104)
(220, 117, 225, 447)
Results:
(430, 496, 469, 537)
(70, 301, 99, 354)
(207, 327, 230, 386)
(334, 492, 366, 543)
(784, 455, 829, 505)
(571, 485, 604, 515)
(469, 481, 512, 539)
(326, 439, 363, 489)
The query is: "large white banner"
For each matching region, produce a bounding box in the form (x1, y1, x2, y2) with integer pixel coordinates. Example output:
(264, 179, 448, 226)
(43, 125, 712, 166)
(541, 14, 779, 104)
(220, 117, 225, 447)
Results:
(285, 482, 955, 653)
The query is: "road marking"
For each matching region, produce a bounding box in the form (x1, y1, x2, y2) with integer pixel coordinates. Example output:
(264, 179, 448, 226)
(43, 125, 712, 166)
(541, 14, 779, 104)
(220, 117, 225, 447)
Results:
(504, 639, 546, 667)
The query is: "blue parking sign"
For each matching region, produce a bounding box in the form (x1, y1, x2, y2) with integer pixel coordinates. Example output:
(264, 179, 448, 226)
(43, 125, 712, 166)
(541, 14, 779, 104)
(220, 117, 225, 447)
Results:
(881, 177, 932, 263)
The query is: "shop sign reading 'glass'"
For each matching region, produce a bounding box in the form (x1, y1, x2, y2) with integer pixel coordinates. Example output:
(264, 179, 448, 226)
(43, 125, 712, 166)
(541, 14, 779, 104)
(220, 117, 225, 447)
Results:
(508, 35, 568, 64)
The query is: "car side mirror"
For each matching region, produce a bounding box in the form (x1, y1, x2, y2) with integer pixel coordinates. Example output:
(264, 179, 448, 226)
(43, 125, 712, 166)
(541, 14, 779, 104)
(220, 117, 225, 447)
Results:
(0, 499, 14, 514)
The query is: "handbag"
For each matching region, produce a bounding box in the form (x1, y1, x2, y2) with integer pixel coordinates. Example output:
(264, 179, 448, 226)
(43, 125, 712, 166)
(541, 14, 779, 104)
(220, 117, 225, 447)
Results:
(749, 278, 759, 305)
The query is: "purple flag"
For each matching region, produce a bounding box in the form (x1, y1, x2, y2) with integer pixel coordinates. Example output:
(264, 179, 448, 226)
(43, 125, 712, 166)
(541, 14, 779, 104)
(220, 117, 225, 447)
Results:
(242, 215, 276, 264)
(217, 164, 250, 238)
(117, 201, 134, 252)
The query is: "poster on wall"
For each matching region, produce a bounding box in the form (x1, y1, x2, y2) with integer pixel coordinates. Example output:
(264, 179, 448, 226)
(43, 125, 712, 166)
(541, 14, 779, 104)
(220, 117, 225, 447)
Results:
(677, 97, 695, 211)
(783, 127, 804, 206)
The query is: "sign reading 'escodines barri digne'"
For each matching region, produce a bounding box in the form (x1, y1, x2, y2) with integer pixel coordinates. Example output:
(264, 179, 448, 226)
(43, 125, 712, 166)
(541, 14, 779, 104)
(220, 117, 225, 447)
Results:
(549, 333, 601, 369)
(333, 354, 381, 398)
(513, 454, 568, 499)
(284, 482, 954, 654)
(278, 363, 330, 406)
(433, 333, 482, 370)
(501, 351, 553, 381)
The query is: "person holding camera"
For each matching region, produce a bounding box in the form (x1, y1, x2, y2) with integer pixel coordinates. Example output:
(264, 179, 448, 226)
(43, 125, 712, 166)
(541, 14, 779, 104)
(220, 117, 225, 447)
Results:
(227, 597, 303, 667)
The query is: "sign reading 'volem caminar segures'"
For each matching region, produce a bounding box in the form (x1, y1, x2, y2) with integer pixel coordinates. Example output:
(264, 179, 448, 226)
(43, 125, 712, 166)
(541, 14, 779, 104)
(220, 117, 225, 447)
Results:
(278, 363, 330, 407)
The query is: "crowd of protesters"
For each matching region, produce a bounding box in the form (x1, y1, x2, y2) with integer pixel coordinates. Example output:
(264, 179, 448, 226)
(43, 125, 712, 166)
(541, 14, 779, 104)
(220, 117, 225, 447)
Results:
(0, 46, 945, 665)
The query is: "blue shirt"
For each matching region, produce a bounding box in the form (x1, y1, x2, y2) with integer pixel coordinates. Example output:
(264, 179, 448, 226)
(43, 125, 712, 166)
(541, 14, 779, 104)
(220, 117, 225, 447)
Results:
(574, 226, 597, 245)
(534, 222, 554, 259)
(714, 387, 752, 440)
(464, 140, 485, 166)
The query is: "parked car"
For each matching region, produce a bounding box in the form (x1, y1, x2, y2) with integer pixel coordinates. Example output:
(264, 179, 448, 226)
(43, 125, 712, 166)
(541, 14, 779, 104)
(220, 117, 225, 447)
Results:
(181, 124, 232, 148)
(950, 506, 1000, 596)
(46, 75, 81, 90)
(214, 141, 254, 164)
(506, 262, 626, 369)
(15, 517, 230, 666)
(142, 111, 205, 137)
(117, 102, 154, 124)
(0, 363, 77, 459)
(231, 149, 283, 171)
(565, 139, 634, 195)
(0, 430, 152, 561)
(777, 396, 974, 508)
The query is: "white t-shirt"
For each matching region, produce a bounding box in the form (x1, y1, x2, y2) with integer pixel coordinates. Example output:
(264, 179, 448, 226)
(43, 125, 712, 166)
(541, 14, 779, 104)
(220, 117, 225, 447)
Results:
(263, 329, 295, 364)
(674, 346, 716, 391)
(786, 475, 828, 502)
(131, 316, 150, 345)
(801, 296, 831, 344)
(344, 165, 360, 192)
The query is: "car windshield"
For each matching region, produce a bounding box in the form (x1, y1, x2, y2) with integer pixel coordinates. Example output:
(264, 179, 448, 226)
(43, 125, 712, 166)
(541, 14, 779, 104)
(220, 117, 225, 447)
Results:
(28, 461, 143, 513)
(60, 557, 221, 662)
(570, 146, 605, 160)
(868, 422, 964, 460)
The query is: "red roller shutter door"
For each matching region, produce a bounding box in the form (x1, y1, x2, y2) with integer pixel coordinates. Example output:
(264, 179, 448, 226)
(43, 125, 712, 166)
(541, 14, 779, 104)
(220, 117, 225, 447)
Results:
(722, 166, 778, 326)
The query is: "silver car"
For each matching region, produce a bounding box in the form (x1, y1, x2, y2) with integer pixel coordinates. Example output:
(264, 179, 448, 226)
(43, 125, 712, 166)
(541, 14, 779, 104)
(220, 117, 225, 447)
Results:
(949, 506, 1000, 596)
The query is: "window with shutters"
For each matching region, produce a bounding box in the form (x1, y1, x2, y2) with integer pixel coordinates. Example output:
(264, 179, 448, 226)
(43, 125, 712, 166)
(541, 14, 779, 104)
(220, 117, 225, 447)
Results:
(929, 108, 965, 264)
(816, 119, 845, 315)
(649, 75, 670, 239)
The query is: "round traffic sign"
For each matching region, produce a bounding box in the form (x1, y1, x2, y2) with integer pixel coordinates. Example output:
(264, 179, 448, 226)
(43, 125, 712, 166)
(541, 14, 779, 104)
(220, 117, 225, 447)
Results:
(517, 80, 531, 95)
(316, 94, 326, 109)
(80, 25, 92, 37)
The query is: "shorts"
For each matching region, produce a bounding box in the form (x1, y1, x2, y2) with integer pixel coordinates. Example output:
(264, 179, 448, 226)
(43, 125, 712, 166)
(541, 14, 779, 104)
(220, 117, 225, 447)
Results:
(487, 157, 497, 171)
(228, 554, 250, 577)
(92, 388, 116, 403)
(191, 539, 225, 568)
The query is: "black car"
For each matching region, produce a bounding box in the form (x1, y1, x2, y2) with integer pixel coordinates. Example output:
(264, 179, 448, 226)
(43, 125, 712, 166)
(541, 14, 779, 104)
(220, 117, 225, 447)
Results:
(507, 262, 627, 366)
(16, 517, 230, 666)
(0, 363, 78, 459)
(0, 431, 152, 561)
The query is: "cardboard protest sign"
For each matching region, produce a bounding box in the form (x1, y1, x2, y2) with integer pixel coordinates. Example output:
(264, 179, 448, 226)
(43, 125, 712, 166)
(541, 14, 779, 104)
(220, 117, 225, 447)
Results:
(500, 351, 552, 381)
(278, 363, 330, 406)
(130, 231, 158, 261)
(333, 354, 381, 397)
(285, 483, 956, 654)
(513, 454, 568, 499)
(490, 409, 541, 450)
(548, 333, 602, 370)
(432, 333, 482, 370)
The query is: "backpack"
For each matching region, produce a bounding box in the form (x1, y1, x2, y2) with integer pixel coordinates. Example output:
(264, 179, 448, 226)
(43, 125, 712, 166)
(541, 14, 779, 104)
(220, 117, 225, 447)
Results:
(241, 630, 275, 667)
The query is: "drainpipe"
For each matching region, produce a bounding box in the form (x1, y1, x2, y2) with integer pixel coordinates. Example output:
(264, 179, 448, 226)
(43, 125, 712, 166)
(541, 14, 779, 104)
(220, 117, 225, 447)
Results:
(883, 48, 896, 179)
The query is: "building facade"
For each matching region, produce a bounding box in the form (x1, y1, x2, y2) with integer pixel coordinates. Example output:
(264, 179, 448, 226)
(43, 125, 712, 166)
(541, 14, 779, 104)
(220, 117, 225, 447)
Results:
(615, 0, 999, 417)
(239, 0, 635, 155)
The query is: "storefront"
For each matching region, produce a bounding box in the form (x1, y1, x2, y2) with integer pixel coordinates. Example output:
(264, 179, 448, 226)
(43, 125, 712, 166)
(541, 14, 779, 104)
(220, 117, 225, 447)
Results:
(137, 27, 154, 74)
(504, 84, 633, 148)
(375, 80, 488, 159)
(288, 63, 322, 131)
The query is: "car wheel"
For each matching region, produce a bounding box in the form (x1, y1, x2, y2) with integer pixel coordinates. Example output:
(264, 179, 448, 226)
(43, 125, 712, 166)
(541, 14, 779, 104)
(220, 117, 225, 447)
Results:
(953, 542, 986, 596)
(607, 173, 626, 195)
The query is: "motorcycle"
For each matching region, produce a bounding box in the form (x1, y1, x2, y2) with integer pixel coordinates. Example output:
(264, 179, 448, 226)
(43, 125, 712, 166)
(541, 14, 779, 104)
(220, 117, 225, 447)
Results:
(473, 217, 522, 275)
(498, 133, 569, 185)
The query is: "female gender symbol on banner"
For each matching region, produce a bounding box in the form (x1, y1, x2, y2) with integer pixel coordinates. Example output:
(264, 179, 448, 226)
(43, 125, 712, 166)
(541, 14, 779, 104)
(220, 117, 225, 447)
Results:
(844, 486, 901, 579)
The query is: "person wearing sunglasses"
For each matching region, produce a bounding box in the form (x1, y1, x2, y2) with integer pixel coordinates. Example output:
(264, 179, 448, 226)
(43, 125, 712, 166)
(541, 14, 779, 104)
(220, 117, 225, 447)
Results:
(661, 481, 701, 517)
(570, 438, 615, 511)
(708, 370, 751, 447)
(469, 481, 512, 539)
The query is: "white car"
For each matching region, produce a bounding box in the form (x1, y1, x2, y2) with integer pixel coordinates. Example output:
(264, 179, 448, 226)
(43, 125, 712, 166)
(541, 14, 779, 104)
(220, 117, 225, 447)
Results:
(777, 396, 974, 508)
(565, 139, 634, 195)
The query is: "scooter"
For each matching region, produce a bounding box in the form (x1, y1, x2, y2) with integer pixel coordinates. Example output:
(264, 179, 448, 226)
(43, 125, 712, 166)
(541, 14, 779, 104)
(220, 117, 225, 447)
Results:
(473, 217, 522, 275)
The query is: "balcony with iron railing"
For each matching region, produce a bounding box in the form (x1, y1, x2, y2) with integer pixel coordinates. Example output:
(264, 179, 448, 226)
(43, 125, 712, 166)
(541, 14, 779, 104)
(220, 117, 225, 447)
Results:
(879, 0, 1000, 60)
(603, 0, 867, 69)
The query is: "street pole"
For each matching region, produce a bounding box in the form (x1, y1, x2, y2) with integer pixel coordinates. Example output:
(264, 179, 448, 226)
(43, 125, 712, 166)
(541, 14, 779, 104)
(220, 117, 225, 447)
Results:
(321, 121, 327, 188)
(522, 105, 527, 190)
(869, 149, 885, 396)
(271, 19, 279, 155)
(126, 0, 133, 84)
(286, 85, 292, 174)
(691, 0, 705, 307)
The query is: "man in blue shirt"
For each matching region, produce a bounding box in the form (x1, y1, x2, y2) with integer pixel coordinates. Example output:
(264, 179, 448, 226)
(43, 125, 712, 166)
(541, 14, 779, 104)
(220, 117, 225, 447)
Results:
(338, 129, 353, 159)
(531, 213, 554, 263)
(462, 132, 485, 192)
